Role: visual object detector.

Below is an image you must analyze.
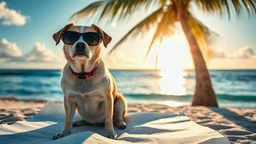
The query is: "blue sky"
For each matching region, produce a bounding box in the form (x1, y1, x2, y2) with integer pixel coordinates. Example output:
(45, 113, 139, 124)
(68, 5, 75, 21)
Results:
(0, 0, 256, 69)
(0, 0, 93, 69)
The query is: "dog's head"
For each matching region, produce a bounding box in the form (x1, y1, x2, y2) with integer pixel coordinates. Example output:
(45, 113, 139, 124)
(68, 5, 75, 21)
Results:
(53, 23, 112, 60)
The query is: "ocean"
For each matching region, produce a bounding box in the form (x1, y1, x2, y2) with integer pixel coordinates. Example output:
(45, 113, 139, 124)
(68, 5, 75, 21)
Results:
(0, 69, 256, 108)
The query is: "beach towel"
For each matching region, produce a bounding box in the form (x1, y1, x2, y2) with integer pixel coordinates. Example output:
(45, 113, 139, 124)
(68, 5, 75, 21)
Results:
(0, 101, 230, 144)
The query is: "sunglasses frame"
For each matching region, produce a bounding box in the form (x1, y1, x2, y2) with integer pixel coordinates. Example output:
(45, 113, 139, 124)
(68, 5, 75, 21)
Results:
(62, 31, 102, 46)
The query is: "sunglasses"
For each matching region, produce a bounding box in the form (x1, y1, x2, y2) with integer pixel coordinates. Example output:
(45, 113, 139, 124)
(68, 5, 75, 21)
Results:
(62, 31, 102, 46)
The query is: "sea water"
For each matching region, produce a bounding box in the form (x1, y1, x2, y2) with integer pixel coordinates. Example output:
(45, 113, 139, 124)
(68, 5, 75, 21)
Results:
(0, 69, 255, 108)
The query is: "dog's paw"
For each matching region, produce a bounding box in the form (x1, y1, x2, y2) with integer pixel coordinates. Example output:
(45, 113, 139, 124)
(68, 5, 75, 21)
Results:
(115, 121, 126, 129)
(52, 129, 71, 140)
(107, 131, 118, 139)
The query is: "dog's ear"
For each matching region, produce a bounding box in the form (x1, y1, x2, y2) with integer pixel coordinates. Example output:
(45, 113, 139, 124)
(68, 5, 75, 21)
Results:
(53, 23, 74, 45)
(91, 24, 112, 48)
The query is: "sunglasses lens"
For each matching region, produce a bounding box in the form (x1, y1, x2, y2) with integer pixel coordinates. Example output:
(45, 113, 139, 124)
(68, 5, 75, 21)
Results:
(83, 33, 100, 46)
(62, 31, 79, 45)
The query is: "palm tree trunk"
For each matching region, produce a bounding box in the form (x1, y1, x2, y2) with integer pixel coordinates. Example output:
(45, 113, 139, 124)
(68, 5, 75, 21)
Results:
(179, 16, 218, 107)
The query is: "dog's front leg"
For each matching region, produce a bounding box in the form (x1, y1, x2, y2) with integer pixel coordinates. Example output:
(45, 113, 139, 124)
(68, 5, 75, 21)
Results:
(105, 92, 117, 139)
(53, 95, 76, 140)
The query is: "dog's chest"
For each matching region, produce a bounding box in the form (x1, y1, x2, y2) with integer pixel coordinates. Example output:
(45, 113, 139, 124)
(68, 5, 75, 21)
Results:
(62, 74, 108, 94)
(64, 80, 106, 124)
(71, 79, 93, 93)
(77, 94, 105, 124)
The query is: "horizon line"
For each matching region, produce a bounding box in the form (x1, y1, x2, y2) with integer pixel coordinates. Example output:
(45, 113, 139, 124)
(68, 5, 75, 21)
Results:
(0, 68, 256, 71)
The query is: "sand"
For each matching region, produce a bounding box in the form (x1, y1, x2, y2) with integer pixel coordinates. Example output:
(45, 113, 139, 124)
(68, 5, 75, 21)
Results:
(0, 97, 255, 144)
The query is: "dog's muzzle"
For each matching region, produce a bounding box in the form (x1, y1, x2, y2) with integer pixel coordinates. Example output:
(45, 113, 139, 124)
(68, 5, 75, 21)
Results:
(76, 42, 86, 50)
(72, 42, 91, 59)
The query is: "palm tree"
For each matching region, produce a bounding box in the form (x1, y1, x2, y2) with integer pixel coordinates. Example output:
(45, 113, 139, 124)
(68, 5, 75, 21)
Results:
(71, 0, 256, 107)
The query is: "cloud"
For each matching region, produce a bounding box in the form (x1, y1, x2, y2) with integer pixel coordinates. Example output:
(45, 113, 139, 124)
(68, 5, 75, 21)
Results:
(212, 45, 255, 59)
(0, 38, 22, 58)
(0, 38, 59, 63)
(212, 49, 225, 58)
(233, 46, 255, 59)
(0, 1, 29, 26)
(10, 42, 59, 63)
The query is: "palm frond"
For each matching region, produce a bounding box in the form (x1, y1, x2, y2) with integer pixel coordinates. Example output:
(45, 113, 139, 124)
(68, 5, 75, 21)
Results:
(241, 0, 256, 16)
(188, 13, 218, 61)
(246, 0, 256, 13)
(231, 0, 243, 17)
(144, 5, 176, 59)
(108, 7, 164, 55)
(70, 1, 104, 22)
(98, 2, 113, 20)
(155, 51, 159, 69)
(221, 0, 231, 19)
(105, 0, 158, 22)
(241, 0, 250, 17)
(71, 0, 161, 23)
(188, 14, 217, 44)
(195, 0, 256, 19)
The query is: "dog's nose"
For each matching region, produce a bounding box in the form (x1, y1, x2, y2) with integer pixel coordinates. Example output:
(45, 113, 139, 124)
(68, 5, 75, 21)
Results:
(76, 42, 86, 51)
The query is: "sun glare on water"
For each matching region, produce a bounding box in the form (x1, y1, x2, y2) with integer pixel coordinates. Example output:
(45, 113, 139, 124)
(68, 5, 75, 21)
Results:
(159, 67, 187, 95)
(157, 36, 188, 96)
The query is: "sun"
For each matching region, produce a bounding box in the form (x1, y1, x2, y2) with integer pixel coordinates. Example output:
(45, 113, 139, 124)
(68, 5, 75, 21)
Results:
(157, 36, 189, 95)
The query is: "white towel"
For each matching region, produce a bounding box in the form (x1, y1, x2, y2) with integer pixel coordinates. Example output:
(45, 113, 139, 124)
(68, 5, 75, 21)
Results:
(0, 101, 230, 144)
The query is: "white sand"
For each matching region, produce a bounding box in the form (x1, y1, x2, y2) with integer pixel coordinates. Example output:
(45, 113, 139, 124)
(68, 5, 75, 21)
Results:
(0, 97, 255, 144)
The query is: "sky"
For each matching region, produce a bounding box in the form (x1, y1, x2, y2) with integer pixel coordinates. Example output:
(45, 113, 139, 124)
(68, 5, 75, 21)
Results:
(0, 0, 256, 70)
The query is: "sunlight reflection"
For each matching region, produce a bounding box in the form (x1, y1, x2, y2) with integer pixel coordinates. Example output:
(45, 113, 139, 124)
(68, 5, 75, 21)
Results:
(159, 68, 187, 95)
(157, 37, 188, 96)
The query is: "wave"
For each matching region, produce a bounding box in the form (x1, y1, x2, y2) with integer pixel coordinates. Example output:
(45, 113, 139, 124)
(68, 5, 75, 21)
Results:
(0, 70, 61, 77)
(124, 93, 256, 102)
(4, 89, 62, 95)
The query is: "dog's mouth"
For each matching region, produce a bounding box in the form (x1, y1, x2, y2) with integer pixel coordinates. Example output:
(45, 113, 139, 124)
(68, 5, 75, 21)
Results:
(72, 52, 86, 58)
(72, 52, 91, 59)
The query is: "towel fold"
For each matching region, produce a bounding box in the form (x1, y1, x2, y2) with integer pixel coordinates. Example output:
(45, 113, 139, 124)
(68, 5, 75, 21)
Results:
(0, 101, 230, 144)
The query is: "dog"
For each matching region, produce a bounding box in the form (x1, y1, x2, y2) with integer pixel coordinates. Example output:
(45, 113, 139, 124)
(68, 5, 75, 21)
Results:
(52, 23, 127, 140)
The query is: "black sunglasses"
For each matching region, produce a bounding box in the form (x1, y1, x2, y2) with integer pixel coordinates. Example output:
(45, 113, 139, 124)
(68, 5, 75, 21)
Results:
(62, 31, 102, 46)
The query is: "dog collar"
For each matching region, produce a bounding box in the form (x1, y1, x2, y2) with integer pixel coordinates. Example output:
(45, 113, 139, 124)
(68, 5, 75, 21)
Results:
(70, 66, 98, 79)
